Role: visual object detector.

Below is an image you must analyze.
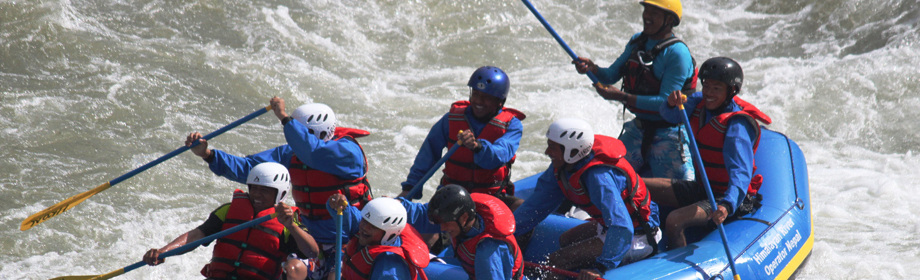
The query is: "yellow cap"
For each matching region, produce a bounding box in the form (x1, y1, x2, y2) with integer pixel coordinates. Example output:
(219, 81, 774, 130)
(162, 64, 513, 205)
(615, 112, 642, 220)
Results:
(641, 0, 683, 26)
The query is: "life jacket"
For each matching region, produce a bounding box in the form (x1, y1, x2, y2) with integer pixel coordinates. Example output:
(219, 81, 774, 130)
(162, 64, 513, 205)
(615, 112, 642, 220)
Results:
(619, 34, 699, 115)
(554, 135, 653, 229)
(342, 224, 430, 280)
(442, 100, 527, 196)
(453, 193, 524, 280)
(289, 127, 373, 220)
(688, 96, 772, 196)
(201, 189, 287, 280)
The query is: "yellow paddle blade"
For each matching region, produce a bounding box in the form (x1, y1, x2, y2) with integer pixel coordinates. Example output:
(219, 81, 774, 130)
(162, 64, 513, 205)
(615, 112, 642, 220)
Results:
(22, 182, 112, 231)
(48, 276, 97, 280)
(49, 267, 126, 280)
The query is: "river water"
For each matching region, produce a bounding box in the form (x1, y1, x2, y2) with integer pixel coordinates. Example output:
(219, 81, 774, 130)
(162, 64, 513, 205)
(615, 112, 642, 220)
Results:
(2, 0, 919, 279)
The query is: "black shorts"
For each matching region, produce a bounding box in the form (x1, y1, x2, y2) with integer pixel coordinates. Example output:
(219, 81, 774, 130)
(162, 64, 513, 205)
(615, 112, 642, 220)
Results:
(670, 179, 708, 208)
(670, 179, 762, 216)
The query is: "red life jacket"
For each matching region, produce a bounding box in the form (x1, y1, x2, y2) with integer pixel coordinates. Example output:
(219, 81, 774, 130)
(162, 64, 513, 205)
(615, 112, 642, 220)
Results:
(289, 127, 372, 220)
(201, 189, 287, 280)
(555, 135, 652, 229)
(688, 96, 772, 196)
(619, 35, 698, 115)
(442, 101, 527, 196)
(342, 224, 430, 280)
(452, 193, 524, 280)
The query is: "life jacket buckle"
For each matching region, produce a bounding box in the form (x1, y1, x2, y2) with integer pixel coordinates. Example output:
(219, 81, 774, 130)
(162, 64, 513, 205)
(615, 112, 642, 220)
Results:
(636, 51, 654, 66)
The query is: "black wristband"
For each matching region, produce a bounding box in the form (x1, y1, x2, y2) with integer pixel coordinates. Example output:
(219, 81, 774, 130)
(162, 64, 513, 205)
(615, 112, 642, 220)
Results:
(281, 116, 293, 126)
(471, 141, 483, 153)
(204, 149, 215, 163)
(719, 201, 733, 214)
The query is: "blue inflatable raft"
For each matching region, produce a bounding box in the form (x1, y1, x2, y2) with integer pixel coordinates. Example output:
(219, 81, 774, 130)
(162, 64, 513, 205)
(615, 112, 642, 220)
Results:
(424, 128, 813, 279)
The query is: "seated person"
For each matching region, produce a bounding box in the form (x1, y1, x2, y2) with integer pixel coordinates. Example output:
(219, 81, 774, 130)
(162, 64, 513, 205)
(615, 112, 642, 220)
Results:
(644, 57, 771, 249)
(514, 118, 661, 280)
(398, 66, 525, 211)
(398, 184, 523, 280)
(327, 195, 429, 280)
(142, 162, 319, 280)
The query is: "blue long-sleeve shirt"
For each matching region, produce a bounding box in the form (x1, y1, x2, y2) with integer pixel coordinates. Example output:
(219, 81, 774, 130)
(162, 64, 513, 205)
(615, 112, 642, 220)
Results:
(659, 92, 757, 214)
(401, 107, 523, 194)
(397, 198, 517, 279)
(205, 118, 366, 244)
(513, 154, 660, 270)
(594, 32, 694, 121)
(327, 201, 412, 279)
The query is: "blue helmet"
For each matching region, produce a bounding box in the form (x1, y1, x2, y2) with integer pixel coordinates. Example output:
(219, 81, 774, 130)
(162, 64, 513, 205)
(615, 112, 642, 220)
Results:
(467, 66, 510, 100)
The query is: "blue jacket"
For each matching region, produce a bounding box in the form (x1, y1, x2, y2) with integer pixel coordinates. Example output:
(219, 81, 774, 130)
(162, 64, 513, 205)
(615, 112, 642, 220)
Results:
(660, 92, 757, 214)
(513, 154, 660, 270)
(205, 118, 366, 244)
(401, 107, 523, 194)
(398, 198, 517, 279)
(329, 201, 412, 280)
(595, 32, 694, 121)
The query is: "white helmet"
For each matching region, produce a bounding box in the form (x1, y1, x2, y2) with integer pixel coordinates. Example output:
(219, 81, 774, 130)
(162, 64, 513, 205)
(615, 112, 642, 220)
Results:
(360, 197, 407, 246)
(291, 103, 337, 141)
(546, 118, 595, 163)
(246, 162, 291, 204)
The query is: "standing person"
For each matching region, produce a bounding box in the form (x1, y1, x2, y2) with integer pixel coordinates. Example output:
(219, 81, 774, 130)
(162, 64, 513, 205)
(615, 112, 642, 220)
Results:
(573, 0, 696, 180)
(185, 96, 372, 278)
(397, 66, 526, 211)
(327, 195, 430, 280)
(514, 118, 661, 280)
(396, 185, 523, 280)
(142, 162, 320, 280)
(644, 57, 771, 249)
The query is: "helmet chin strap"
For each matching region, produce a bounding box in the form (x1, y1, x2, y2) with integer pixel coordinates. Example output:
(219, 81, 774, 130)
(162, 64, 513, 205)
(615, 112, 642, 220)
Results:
(473, 104, 503, 123)
(647, 15, 674, 38)
(454, 211, 476, 240)
(714, 87, 740, 112)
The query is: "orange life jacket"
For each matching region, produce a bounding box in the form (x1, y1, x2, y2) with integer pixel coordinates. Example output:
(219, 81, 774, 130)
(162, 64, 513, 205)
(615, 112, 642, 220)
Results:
(688, 96, 772, 196)
(289, 127, 372, 220)
(342, 225, 430, 280)
(453, 193, 523, 280)
(201, 189, 287, 280)
(555, 135, 652, 229)
(443, 101, 526, 195)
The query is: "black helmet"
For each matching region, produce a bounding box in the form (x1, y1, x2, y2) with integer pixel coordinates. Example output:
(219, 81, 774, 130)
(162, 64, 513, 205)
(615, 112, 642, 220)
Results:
(427, 184, 476, 225)
(698, 57, 744, 96)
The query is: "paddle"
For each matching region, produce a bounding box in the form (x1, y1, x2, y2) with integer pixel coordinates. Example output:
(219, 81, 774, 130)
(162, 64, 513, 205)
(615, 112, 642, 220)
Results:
(334, 199, 346, 280)
(520, 0, 601, 86)
(49, 213, 279, 280)
(404, 131, 464, 200)
(677, 97, 741, 280)
(21, 105, 273, 231)
(524, 261, 607, 280)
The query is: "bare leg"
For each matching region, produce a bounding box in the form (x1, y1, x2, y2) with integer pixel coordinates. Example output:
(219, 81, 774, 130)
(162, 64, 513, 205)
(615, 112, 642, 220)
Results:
(559, 221, 599, 248)
(664, 204, 710, 249)
(525, 223, 603, 280)
(643, 178, 681, 208)
(284, 258, 309, 280)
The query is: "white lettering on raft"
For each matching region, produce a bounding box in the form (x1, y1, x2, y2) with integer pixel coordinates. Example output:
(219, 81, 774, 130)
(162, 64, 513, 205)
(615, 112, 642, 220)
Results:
(764, 229, 802, 276)
(753, 218, 795, 265)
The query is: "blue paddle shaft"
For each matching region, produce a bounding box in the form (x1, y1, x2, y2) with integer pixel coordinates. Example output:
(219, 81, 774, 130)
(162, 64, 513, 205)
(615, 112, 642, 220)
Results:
(678, 106, 740, 277)
(335, 211, 343, 280)
(121, 214, 276, 275)
(109, 106, 271, 187)
(406, 144, 461, 200)
(520, 0, 600, 84)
